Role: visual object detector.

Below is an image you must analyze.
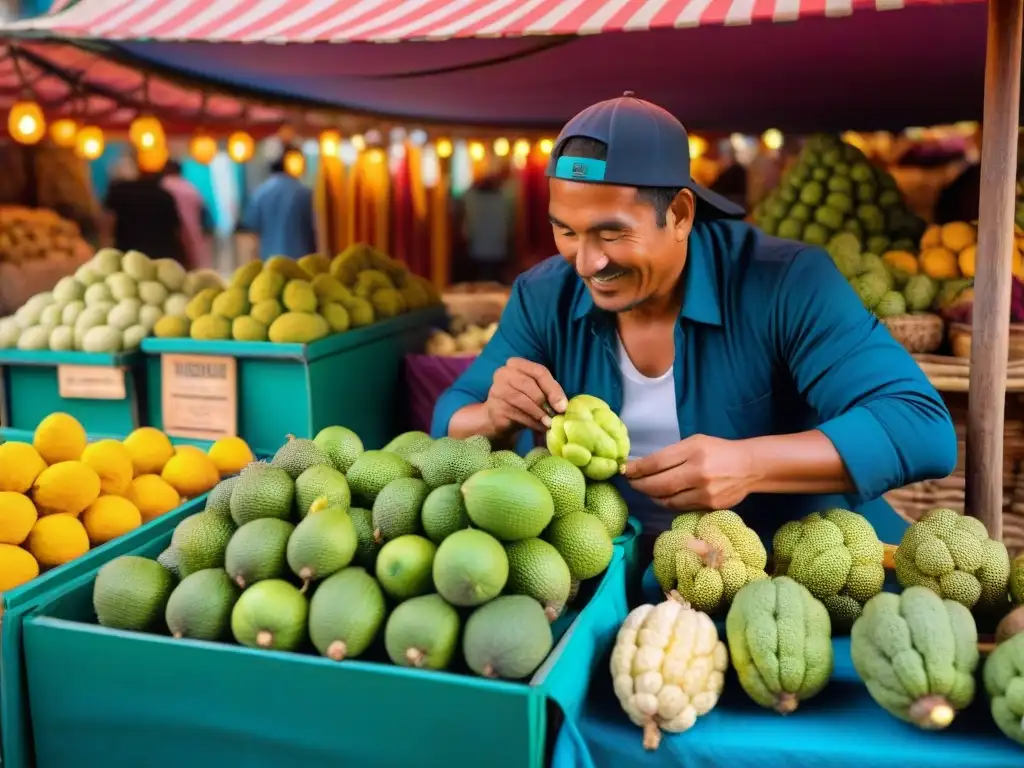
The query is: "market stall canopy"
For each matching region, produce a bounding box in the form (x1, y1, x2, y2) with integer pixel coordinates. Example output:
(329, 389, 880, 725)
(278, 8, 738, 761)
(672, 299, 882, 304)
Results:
(1, 0, 992, 132)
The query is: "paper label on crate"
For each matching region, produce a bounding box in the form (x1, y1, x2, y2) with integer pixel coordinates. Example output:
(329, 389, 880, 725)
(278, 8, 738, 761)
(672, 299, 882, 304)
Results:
(161, 354, 238, 440)
(57, 365, 127, 400)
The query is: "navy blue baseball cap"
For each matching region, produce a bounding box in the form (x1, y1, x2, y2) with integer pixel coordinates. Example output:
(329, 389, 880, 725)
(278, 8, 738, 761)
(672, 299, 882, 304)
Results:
(546, 92, 745, 219)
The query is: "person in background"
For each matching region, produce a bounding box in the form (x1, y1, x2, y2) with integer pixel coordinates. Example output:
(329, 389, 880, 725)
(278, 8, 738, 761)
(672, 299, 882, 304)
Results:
(460, 160, 515, 284)
(708, 141, 749, 210)
(161, 159, 214, 271)
(102, 159, 185, 263)
(934, 125, 983, 224)
(236, 150, 316, 260)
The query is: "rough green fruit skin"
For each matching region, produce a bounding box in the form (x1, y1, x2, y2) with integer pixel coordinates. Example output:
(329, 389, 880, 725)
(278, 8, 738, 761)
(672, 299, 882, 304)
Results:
(489, 450, 527, 470)
(204, 476, 238, 519)
(523, 447, 551, 469)
(583, 482, 629, 538)
(505, 538, 572, 620)
(309, 567, 387, 661)
(893, 507, 1011, 610)
(1010, 553, 1024, 605)
(294, 464, 351, 518)
(433, 528, 509, 607)
(529, 456, 586, 519)
(271, 436, 332, 480)
(224, 518, 295, 589)
(171, 512, 236, 578)
(346, 450, 416, 506)
(726, 576, 833, 712)
(94, 556, 175, 631)
(314, 425, 364, 474)
(231, 579, 309, 651)
(983, 632, 1024, 745)
(461, 467, 555, 541)
(773, 508, 884, 631)
(545, 394, 629, 481)
(384, 593, 461, 670)
(286, 507, 358, 584)
(463, 595, 554, 680)
(381, 431, 433, 462)
(545, 511, 613, 581)
(375, 535, 437, 602)
(420, 483, 470, 544)
(409, 436, 491, 489)
(852, 586, 979, 729)
(348, 507, 381, 569)
(156, 547, 180, 578)
(371, 477, 429, 542)
(165, 568, 241, 641)
(229, 463, 295, 526)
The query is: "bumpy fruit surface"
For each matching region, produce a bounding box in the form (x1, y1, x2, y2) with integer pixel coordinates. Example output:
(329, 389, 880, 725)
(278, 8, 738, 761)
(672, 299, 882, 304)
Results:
(545, 394, 629, 481)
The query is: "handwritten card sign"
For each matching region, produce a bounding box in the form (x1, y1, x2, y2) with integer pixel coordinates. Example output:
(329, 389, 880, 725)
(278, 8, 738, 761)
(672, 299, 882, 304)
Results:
(161, 354, 238, 440)
(57, 365, 127, 400)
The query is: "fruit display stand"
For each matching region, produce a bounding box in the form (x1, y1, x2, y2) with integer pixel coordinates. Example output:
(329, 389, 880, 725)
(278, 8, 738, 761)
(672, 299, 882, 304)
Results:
(0, 349, 146, 441)
(140, 306, 445, 456)
(15, 522, 636, 768)
(0, 494, 207, 768)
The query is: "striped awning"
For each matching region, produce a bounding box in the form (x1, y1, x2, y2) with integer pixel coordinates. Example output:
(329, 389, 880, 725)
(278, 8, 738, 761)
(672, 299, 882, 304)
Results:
(2, 0, 981, 44)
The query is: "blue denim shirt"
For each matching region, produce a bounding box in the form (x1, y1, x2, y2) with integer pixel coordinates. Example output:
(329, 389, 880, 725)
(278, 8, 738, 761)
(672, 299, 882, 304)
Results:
(432, 219, 957, 545)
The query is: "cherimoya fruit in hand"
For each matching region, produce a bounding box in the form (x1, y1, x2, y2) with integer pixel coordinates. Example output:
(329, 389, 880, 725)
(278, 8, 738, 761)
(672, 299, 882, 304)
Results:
(545, 394, 629, 481)
(610, 594, 727, 751)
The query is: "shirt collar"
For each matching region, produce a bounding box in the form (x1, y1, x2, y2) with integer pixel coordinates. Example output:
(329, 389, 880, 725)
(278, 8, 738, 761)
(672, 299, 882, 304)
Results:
(571, 223, 723, 326)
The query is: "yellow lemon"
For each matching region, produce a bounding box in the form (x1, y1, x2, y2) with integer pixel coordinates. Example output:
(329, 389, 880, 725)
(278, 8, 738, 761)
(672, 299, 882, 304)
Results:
(0, 492, 38, 545)
(919, 247, 960, 281)
(208, 437, 254, 477)
(81, 495, 143, 546)
(0, 545, 39, 592)
(124, 475, 181, 523)
(161, 451, 221, 499)
(920, 224, 942, 249)
(26, 514, 90, 568)
(0, 442, 46, 493)
(32, 412, 87, 464)
(122, 427, 175, 476)
(31, 461, 101, 517)
(81, 439, 134, 496)
(939, 221, 977, 253)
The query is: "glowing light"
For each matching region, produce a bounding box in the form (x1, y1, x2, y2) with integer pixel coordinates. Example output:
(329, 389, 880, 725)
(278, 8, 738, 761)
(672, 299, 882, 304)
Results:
(283, 149, 306, 177)
(137, 144, 169, 173)
(320, 130, 341, 158)
(8, 101, 45, 145)
(469, 141, 486, 161)
(493, 137, 510, 157)
(513, 139, 530, 157)
(189, 133, 218, 165)
(688, 135, 708, 159)
(49, 118, 78, 148)
(129, 115, 165, 152)
(227, 131, 255, 163)
(761, 129, 784, 151)
(436, 138, 453, 159)
(350, 134, 366, 152)
(538, 138, 554, 155)
(75, 126, 105, 160)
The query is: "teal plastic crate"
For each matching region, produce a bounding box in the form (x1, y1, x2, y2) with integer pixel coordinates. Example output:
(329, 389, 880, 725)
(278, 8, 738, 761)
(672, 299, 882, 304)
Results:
(20, 524, 632, 768)
(141, 307, 445, 456)
(0, 350, 146, 438)
(0, 495, 208, 768)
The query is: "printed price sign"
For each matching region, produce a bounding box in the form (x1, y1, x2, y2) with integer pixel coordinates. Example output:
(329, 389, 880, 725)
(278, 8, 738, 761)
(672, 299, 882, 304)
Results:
(161, 354, 238, 440)
(57, 365, 127, 400)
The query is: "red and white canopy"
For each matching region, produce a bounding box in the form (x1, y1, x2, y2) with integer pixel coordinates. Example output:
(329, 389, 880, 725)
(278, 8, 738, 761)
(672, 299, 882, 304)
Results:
(4, 0, 979, 43)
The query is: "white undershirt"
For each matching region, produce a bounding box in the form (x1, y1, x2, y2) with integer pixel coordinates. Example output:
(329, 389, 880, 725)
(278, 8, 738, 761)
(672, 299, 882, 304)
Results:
(616, 335, 681, 460)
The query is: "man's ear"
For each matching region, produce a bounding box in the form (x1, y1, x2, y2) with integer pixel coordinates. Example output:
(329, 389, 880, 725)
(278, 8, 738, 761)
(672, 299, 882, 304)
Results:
(667, 188, 696, 242)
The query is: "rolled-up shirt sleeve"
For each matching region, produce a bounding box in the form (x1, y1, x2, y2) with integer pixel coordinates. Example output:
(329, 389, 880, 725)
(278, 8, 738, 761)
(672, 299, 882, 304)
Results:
(774, 248, 957, 505)
(430, 278, 547, 438)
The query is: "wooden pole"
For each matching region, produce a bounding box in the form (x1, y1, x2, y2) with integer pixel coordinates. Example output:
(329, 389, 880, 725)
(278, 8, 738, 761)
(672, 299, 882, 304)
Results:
(966, 0, 1023, 539)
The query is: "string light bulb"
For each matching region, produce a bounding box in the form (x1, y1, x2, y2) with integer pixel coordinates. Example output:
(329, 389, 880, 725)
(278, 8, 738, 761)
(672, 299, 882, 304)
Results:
(493, 137, 510, 157)
(688, 135, 708, 159)
(227, 131, 255, 163)
(538, 138, 554, 155)
(436, 138, 453, 159)
(469, 141, 486, 161)
(8, 101, 46, 145)
(49, 118, 78, 148)
(283, 148, 306, 177)
(350, 134, 366, 151)
(137, 144, 169, 173)
(513, 139, 530, 157)
(761, 128, 784, 151)
(129, 115, 165, 151)
(189, 133, 218, 165)
(75, 126, 104, 160)
(320, 130, 341, 158)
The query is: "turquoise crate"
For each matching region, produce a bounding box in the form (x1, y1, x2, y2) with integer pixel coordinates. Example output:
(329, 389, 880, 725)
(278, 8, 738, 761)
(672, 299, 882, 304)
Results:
(20, 526, 631, 768)
(141, 307, 445, 457)
(0, 350, 146, 437)
(0, 495, 208, 768)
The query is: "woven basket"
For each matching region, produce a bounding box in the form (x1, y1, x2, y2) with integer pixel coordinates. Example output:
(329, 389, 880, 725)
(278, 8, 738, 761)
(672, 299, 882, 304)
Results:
(881, 313, 945, 354)
(949, 321, 1024, 360)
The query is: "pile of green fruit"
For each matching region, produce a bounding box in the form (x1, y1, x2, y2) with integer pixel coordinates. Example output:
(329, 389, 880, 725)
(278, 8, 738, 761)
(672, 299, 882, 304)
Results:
(0, 248, 224, 352)
(154, 243, 442, 345)
(753, 134, 925, 249)
(91, 420, 628, 682)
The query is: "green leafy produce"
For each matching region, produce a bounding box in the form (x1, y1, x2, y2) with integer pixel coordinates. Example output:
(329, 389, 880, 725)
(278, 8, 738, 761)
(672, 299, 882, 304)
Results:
(546, 394, 629, 481)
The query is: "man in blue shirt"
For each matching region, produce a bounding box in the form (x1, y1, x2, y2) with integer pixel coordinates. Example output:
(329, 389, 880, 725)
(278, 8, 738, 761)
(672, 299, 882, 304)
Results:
(237, 151, 317, 260)
(432, 93, 957, 549)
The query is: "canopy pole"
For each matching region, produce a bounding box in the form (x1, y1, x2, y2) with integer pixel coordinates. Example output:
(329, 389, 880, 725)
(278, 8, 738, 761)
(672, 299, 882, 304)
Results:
(966, 0, 1023, 539)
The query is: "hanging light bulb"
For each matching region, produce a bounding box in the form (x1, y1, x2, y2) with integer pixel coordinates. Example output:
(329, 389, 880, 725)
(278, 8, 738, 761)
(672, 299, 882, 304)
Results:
(436, 138, 453, 159)
(283, 148, 306, 177)
(227, 131, 255, 163)
(350, 134, 366, 152)
(75, 126, 105, 160)
(367, 148, 386, 164)
(320, 130, 341, 158)
(49, 118, 78, 148)
(688, 135, 708, 159)
(189, 133, 218, 165)
(9, 101, 46, 145)
(493, 137, 510, 157)
(761, 128, 784, 151)
(129, 115, 165, 151)
(137, 144, 169, 173)
(538, 138, 554, 155)
(468, 141, 486, 161)
(513, 139, 530, 157)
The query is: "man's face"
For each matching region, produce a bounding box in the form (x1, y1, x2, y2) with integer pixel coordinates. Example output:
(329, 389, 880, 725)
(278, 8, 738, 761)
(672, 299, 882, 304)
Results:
(548, 178, 694, 312)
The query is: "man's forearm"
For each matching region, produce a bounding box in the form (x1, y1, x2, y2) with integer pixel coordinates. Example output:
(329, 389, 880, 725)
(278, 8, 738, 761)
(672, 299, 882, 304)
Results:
(743, 429, 854, 495)
(447, 403, 519, 449)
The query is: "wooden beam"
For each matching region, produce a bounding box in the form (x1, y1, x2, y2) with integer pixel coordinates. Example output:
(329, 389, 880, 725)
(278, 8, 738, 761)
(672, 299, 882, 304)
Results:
(966, 0, 1024, 539)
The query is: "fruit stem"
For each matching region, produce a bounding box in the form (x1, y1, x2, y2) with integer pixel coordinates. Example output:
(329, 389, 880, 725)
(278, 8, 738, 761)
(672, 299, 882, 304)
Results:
(172, 631, 183, 639)
(308, 497, 330, 515)
(544, 604, 560, 623)
(774, 693, 798, 715)
(285, 434, 296, 442)
(642, 720, 662, 751)
(685, 536, 721, 568)
(234, 575, 247, 589)
(373, 528, 384, 545)
(666, 590, 691, 609)
(256, 630, 273, 648)
(406, 648, 425, 668)
(909, 695, 955, 729)
(326, 640, 347, 661)
(299, 579, 311, 595)
(482, 663, 498, 679)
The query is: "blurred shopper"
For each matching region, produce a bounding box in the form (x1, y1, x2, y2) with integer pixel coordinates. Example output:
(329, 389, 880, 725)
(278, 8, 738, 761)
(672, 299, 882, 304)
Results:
(237, 150, 316, 260)
(460, 161, 515, 284)
(162, 159, 214, 270)
(102, 160, 185, 263)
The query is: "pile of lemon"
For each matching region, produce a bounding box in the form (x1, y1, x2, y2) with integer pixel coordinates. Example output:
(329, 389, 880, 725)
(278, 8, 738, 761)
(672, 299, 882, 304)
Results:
(0, 414, 253, 593)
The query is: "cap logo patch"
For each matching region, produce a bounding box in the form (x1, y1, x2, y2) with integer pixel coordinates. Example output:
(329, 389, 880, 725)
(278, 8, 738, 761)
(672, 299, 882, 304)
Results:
(554, 156, 606, 182)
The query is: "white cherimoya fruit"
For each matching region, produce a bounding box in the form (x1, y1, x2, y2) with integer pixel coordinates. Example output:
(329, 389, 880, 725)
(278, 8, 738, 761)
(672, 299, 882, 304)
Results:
(610, 596, 728, 751)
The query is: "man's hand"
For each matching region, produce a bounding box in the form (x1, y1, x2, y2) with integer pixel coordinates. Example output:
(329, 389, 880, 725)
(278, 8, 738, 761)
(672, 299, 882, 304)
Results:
(621, 434, 761, 511)
(485, 358, 567, 437)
